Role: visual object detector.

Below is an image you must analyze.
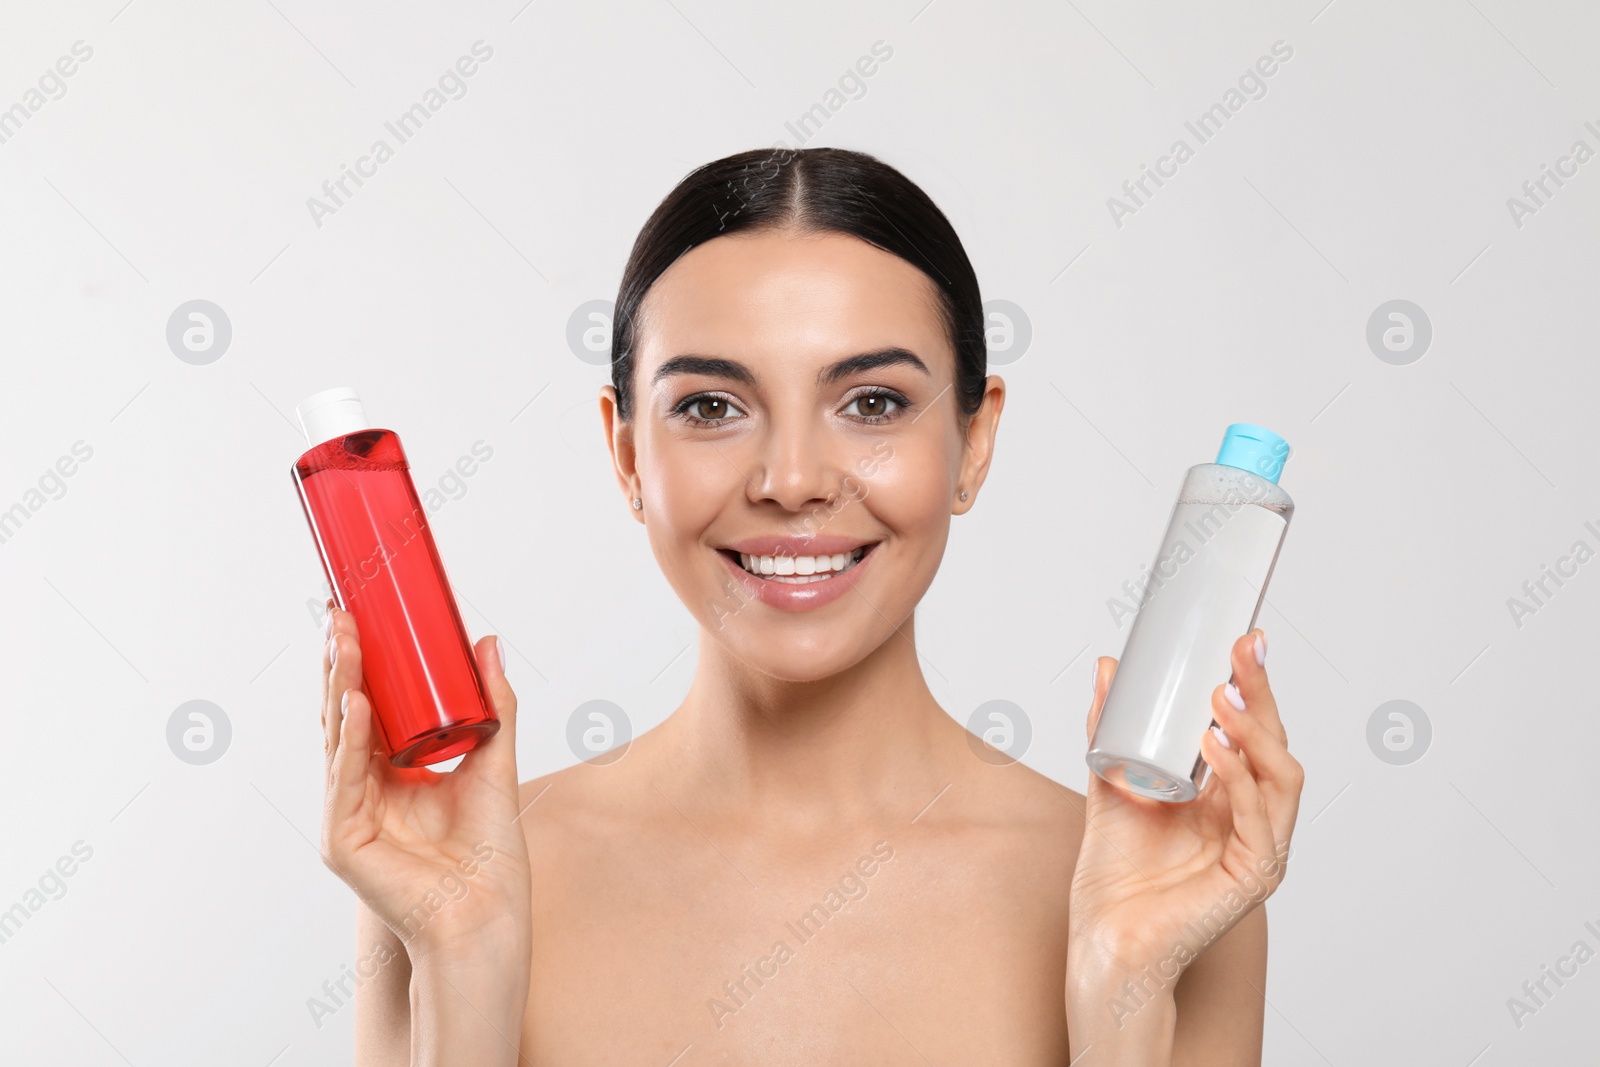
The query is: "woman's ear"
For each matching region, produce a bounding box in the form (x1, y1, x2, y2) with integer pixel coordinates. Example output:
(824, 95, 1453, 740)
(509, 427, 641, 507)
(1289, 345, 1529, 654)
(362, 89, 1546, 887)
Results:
(599, 385, 643, 522)
(953, 375, 1005, 515)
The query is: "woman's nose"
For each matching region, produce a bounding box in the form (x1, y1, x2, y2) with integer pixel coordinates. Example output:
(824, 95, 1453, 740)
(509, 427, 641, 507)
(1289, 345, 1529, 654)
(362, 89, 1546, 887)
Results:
(749, 419, 846, 513)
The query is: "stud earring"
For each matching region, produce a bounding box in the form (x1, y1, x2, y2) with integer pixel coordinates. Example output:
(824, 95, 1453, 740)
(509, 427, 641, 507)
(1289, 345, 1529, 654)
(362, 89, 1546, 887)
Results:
(959, 489, 968, 501)
(631, 497, 642, 510)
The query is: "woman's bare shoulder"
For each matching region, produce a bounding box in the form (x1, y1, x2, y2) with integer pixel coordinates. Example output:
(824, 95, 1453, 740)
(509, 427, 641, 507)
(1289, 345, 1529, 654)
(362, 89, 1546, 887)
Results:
(1009, 761, 1089, 834)
(899, 752, 1088, 934)
(944, 732, 1090, 839)
(985, 767, 1087, 855)
(514, 757, 646, 840)
(910, 726, 1092, 889)
(512, 732, 672, 863)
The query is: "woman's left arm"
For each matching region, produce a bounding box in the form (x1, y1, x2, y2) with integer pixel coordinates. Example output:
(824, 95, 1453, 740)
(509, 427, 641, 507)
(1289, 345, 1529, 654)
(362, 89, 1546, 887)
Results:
(1063, 908, 1267, 1065)
(1170, 903, 1267, 1066)
(1065, 627, 1301, 1066)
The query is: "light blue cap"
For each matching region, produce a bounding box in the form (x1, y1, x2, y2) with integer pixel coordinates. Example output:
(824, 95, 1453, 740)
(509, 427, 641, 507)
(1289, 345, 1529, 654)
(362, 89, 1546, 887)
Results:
(1215, 423, 1291, 483)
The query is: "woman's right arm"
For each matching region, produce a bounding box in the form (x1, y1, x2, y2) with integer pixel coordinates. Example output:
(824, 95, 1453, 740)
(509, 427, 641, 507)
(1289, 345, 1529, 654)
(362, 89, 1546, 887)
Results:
(353, 901, 410, 1067)
(353, 898, 534, 1067)
(320, 606, 533, 1066)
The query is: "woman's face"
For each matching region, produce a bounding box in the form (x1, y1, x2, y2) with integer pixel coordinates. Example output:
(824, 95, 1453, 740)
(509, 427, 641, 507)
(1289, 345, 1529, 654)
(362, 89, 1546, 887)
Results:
(601, 227, 1003, 682)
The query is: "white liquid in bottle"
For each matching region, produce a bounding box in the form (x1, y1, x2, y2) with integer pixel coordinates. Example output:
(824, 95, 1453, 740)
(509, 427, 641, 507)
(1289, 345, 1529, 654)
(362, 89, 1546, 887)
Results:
(1087, 426, 1294, 802)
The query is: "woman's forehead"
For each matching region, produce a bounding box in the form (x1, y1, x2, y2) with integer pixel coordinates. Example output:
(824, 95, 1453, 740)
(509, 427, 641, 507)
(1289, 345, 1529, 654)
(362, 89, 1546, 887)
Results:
(635, 229, 949, 374)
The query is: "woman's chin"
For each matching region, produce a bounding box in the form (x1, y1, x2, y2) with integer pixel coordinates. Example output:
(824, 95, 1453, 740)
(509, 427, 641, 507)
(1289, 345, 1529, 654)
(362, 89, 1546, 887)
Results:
(719, 631, 877, 684)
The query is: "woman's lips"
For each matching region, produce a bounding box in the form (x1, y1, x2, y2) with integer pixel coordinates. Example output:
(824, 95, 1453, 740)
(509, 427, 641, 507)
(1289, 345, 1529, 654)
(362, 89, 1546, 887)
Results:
(714, 541, 880, 613)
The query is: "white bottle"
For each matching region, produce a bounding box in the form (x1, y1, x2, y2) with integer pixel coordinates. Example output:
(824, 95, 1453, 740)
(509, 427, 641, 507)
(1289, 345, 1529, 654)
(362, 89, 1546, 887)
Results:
(1086, 424, 1294, 802)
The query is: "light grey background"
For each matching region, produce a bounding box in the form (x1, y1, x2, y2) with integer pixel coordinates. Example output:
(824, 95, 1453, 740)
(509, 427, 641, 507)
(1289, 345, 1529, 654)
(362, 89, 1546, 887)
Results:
(1, 0, 1596, 1062)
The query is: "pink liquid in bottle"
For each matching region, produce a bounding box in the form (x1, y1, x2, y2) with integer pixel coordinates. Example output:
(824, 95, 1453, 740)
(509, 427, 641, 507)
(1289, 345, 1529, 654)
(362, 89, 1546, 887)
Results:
(291, 387, 497, 767)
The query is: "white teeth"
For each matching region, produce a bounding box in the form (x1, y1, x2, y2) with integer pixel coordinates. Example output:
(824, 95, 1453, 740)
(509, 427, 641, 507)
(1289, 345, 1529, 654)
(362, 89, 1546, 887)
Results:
(733, 547, 869, 580)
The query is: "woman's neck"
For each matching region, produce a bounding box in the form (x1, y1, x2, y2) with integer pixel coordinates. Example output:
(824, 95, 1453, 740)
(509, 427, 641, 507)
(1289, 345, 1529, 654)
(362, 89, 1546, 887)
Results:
(654, 616, 962, 830)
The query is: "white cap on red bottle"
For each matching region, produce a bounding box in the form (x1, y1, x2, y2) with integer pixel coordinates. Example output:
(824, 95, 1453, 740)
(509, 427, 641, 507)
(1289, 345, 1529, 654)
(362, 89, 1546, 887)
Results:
(296, 386, 372, 447)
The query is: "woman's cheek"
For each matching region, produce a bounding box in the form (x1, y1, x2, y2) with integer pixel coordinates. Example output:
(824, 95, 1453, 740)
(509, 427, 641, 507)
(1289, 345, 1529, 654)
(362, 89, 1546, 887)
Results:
(646, 440, 736, 518)
(869, 436, 954, 527)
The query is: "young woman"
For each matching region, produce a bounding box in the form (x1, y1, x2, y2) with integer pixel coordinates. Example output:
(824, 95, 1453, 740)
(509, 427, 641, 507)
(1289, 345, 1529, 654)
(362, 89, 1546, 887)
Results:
(316, 146, 1304, 1065)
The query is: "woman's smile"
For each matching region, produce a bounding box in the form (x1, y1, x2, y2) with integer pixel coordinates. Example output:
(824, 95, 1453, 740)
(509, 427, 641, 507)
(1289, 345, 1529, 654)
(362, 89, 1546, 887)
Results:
(714, 535, 883, 611)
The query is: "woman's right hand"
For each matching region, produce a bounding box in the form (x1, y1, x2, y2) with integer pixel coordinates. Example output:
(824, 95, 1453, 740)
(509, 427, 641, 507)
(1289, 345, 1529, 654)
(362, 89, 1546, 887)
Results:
(319, 604, 533, 967)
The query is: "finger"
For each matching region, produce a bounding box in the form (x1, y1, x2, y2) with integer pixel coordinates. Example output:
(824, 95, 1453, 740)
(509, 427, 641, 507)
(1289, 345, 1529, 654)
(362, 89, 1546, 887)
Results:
(1211, 681, 1295, 792)
(1199, 724, 1278, 864)
(320, 605, 334, 737)
(1212, 681, 1304, 847)
(459, 634, 519, 782)
(1231, 627, 1285, 746)
(324, 612, 364, 771)
(327, 685, 375, 827)
(322, 633, 337, 765)
(1086, 655, 1117, 743)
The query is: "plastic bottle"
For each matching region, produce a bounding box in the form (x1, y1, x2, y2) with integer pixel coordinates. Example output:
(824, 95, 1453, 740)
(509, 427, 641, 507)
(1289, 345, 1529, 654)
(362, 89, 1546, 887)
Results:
(1086, 424, 1294, 802)
(291, 387, 498, 767)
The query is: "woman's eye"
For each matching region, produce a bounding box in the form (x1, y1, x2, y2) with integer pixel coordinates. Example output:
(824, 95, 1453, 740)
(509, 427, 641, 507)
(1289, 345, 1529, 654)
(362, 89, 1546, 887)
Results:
(843, 391, 904, 420)
(676, 394, 745, 423)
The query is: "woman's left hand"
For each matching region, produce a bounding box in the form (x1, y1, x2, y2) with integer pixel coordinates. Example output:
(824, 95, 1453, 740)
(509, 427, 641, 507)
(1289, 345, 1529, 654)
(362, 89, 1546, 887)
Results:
(1068, 627, 1305, 984)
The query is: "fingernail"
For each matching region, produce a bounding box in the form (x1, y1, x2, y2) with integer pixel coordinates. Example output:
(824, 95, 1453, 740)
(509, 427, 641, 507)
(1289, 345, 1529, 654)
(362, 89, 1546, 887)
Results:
(1224, 682, 1245, 712)
(339, 689, 349, 718)
(1254, 632, 1266, 667)
(1211, 724, 1232, 749)
(496, 635, 506, 673)
(328, 637, 338, 667)
(1090, 662, 1098, 697)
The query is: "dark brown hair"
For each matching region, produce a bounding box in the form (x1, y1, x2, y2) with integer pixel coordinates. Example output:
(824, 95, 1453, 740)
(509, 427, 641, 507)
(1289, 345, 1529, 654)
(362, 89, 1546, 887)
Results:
(610, 146, 985, 422)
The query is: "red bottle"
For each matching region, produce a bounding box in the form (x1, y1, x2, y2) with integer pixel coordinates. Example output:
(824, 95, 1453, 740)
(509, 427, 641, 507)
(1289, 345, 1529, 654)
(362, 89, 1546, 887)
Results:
(291, 387, 498, 767)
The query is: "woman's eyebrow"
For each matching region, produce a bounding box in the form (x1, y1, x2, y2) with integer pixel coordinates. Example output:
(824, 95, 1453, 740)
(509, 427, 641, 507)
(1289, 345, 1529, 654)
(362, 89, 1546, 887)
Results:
(817, 347, 930, 386)
(652, 355, 754, 387)
(651, 347, 930, 388)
